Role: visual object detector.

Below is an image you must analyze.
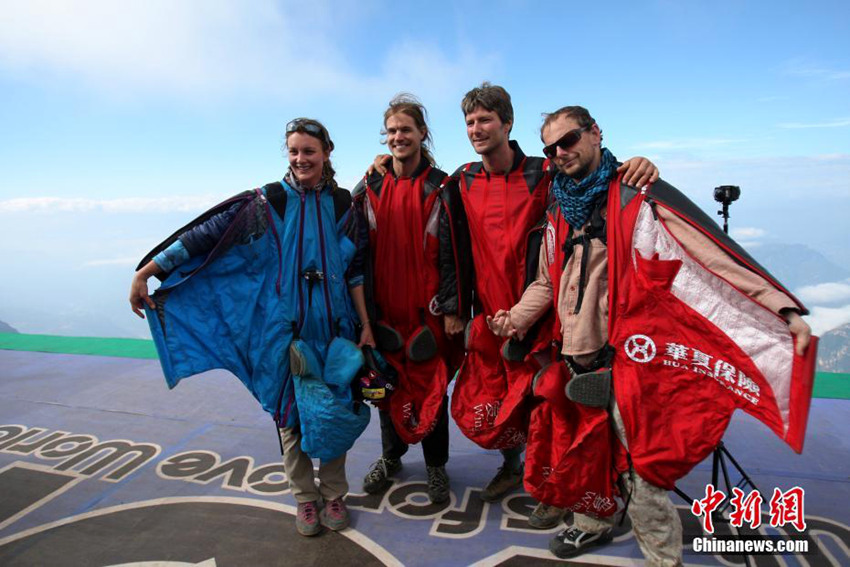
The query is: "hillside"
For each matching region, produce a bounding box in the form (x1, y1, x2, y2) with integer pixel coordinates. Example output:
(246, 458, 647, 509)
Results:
(818, 322, 850, 373)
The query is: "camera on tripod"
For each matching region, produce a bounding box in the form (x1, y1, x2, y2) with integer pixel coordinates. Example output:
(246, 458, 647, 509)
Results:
(714, 185, 741, 234)
(714, 185, 741, 206)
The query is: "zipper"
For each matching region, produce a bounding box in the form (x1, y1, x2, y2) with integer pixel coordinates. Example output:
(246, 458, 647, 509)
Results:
(314, 190, 335, 335)
(296, 191, 307, 332)
(258, 189, 283, 295)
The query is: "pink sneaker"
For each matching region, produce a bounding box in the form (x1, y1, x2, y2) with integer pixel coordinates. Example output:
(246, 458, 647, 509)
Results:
(320, 498, 350, 531)
(296, 501, 321, 536)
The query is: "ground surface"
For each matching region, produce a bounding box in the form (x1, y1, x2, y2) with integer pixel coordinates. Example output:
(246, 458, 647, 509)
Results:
(0, 347, 847, 566)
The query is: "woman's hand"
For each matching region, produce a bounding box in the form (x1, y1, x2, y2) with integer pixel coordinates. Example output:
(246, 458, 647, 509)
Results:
(129, 261, 161, 319)
(358, 322, 376, 348)
(129, 274, 155, 319)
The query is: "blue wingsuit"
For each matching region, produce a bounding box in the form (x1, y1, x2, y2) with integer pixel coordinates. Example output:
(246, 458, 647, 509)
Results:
(140, 180, 370, 461)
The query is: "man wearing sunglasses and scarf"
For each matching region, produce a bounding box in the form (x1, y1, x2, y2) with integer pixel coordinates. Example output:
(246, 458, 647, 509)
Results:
(487, 106, 813, 564)
(439, 84, 658, 530)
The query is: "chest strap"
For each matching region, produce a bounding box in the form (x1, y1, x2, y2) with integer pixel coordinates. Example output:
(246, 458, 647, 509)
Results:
(561, 195, 607, 314)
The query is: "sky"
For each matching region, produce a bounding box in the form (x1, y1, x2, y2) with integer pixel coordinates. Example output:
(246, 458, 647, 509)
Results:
(1, 0, 849, 339)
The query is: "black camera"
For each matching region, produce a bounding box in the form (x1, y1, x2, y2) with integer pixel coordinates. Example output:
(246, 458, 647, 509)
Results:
(714, 185, 741, 205)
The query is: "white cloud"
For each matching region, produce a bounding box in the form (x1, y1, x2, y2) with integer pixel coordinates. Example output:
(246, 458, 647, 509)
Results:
(0, 196, 220, 213)
(805, 304, 850, 336)
(777, 118, 850, 129)
(0, 1, 497, 102)
(796, 281, 850, 306)
(781, 58, 850, 81)
(730, 227, 766, 240)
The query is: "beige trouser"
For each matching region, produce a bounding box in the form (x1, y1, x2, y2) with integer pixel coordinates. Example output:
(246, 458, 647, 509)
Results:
(573, 402, 684, 567)
(280, 427, 348, 504)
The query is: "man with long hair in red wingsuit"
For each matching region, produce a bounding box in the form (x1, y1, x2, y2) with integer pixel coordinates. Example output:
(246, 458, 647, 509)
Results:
(353, 94, 466, 504)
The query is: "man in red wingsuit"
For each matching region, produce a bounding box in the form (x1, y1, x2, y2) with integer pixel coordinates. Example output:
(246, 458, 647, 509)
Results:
(488, 105, 814, 564)
(353, 94, 467, 504)
(443, 84, 658, 528)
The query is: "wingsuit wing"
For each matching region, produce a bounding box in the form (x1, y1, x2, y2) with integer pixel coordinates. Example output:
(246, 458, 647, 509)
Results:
(141, 187, 293, 417)
(608, 177, 817, 488)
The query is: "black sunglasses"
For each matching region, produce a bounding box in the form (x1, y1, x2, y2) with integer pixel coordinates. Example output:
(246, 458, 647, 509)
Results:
(542, 125, 592, 159)
(286, 119, 332, 148)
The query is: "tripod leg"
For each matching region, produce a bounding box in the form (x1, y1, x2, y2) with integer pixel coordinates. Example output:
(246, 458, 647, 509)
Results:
(721, 444, 761, 494)
(673, 485, 694, 505)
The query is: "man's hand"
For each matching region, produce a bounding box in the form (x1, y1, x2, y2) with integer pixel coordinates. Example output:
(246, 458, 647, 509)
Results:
(366, 154, 392, 176)
(444, 314, 464, 336)
(486, 310, 524, 339)
(617, 157, 659, 188)
(358, 322, 376, 348)
(784, 310, 812, 356)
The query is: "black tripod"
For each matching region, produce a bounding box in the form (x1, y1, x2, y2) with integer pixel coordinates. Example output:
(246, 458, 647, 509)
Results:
(672, 185, 758, 567)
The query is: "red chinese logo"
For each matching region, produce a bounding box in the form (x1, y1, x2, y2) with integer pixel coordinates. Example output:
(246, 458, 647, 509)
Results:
(691, 485, 806, 533)
(769, 486, 806, 532)
(691, 484, 726, 534)
(729, 488, 763, 529)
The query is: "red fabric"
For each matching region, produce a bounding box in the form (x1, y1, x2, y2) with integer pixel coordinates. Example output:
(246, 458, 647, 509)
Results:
(370, 173, 438, 328)
(382, 321, 449, 444)
(605, 176, 817, 489)
(367, 170, 457, 444)
(450, 314, 532, 449)
(529, 175, 816, 501)
(450, 161, 551, 449)
(525, 361, 619, 515)
(457, 162, 551, 316)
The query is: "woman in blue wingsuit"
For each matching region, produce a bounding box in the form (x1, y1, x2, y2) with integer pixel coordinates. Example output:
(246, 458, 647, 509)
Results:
(129, 118, 375, 537)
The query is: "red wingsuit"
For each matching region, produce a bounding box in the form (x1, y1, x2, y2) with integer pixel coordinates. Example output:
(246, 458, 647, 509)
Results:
(444, 141, 556, 449)
(354, 160, 463, 444)
(523, 175, 817, 514)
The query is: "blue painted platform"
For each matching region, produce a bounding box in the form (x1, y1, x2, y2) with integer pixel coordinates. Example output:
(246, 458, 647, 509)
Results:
(0, 350, 847, 566)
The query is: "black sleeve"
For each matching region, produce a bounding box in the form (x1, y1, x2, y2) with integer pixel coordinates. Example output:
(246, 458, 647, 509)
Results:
(437, 193, 459, 314)
(178, 202, 243, 257)
(344, 188, 369, 289)
(437, 172, 475, 316)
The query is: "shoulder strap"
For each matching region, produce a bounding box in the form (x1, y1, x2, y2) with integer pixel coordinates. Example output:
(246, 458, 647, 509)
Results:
(422, 166, 447, 198)
(560, 194, 608, 313)
(333, 188, 353, 222)
(263, 182, 287, 220)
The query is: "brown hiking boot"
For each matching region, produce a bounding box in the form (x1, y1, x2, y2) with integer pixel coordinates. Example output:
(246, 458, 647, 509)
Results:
(480, 464, 523, 502)
(528, 502, 566, 529)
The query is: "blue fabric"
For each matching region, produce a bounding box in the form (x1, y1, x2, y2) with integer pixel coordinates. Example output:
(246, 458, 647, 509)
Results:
(144, 181, 368, 461)
(153, 240, 190, 273)
(292, 337, 368, 460)
(552, 148, 618, 228)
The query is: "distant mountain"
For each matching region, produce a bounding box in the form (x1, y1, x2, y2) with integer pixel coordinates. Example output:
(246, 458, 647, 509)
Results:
(0, 319, 19, 333)
(818, 323, 850, 373)
(750, 243, 850, 291)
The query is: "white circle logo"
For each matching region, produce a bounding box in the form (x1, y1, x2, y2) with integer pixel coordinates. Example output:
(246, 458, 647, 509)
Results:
(625, 334, 656, 363)
(429, 295, 442, 316)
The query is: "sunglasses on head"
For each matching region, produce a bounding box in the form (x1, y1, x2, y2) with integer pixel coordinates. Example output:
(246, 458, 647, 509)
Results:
(286, 119, 331, 147)
(542, 125, 592, 159)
